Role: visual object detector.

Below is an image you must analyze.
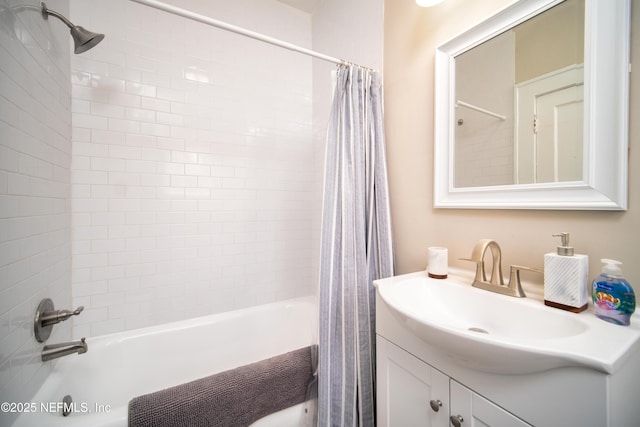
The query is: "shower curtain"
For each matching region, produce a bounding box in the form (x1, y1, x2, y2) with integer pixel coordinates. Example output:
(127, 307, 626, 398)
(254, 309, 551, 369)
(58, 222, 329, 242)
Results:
(318, 64, 394, 426)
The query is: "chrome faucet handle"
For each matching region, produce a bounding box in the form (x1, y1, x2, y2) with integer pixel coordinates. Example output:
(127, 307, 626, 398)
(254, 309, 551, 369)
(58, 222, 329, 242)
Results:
(40, 305, 84, 326)
(34, 298, 85, 343)
(507, 265, 543, 298)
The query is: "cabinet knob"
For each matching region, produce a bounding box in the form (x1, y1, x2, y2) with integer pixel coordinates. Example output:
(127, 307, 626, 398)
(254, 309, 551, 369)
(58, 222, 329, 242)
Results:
(450, 414, 464, 427)
(429, 399, 443, 412)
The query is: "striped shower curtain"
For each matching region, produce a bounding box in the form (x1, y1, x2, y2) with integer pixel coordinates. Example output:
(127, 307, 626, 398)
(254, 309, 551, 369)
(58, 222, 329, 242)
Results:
(317, 64, 394, 426)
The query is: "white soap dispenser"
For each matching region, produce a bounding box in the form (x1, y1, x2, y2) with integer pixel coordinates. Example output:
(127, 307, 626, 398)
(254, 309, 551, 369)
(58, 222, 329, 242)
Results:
(543, 232, 589, 312)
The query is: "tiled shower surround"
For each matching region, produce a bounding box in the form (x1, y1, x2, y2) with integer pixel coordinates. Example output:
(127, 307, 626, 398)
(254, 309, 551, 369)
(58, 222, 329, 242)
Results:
(69, 0, 317, 337)
(0, 0, 380, 421)
(0, 0, 73, 422)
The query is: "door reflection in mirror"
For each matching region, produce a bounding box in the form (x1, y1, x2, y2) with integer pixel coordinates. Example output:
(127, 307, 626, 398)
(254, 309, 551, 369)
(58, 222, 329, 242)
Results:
(454, 0, 585, 188)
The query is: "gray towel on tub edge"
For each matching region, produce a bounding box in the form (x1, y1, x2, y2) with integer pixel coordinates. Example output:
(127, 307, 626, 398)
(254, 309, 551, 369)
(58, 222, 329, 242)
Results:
(128, 346, 314, 427)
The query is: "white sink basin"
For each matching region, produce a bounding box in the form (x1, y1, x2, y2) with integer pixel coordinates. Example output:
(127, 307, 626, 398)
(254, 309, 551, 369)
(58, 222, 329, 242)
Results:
(375, 270, 640, 375)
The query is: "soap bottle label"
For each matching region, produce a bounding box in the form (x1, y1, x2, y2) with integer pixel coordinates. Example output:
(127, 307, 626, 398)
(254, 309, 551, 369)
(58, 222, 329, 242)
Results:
(593, 283, 634, 313)
(592, 277, 636, 326)
(593, 284, 621, 311)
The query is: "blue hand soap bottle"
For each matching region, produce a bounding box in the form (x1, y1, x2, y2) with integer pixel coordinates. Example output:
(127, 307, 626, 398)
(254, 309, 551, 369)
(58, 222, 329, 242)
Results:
(592, 259, 636, 326)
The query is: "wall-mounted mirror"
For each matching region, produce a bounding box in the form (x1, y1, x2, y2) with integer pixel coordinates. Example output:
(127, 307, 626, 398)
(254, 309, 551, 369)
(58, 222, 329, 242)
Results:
(434, 0, 630, 209)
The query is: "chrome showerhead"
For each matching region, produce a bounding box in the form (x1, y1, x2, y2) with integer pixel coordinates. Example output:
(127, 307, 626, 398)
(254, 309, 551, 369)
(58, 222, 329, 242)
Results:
(41, 2, 104, 54)
(69, 25, 105, 54)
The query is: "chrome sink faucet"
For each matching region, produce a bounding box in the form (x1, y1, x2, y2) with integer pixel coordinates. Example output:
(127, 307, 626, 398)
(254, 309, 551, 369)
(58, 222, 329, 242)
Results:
(42, 338, 88, 362)
(462, 239, 539, 298)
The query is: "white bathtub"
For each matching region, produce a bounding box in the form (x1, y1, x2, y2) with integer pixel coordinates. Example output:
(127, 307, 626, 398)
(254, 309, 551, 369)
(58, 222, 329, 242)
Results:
(14, 297, 317, 427)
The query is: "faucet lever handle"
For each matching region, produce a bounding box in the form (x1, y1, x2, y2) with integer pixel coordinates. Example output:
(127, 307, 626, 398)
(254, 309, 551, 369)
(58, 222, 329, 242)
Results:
(507, 265, 542, 298)
(41, 305, 84, 327)
(511, 265, 542, 274)
(460, 257, 488, 283)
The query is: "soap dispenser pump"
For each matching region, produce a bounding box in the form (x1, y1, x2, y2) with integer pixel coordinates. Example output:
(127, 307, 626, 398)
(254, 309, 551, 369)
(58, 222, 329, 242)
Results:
(543, 232, 589, 312)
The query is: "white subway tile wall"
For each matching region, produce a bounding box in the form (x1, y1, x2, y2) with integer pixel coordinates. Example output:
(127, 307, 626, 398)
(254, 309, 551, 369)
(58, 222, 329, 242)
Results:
(69, 0, 317, 337)
(0, 0, 72, 424)
(0, 0, 380, 416)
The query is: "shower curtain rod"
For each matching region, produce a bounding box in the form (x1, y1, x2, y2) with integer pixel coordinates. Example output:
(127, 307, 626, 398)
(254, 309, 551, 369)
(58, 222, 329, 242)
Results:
(129, 0, 374, 71)
(455, 100, 506, 121)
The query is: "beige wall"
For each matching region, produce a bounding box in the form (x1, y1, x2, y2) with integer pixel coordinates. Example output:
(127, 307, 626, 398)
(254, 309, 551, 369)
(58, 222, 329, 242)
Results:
(384, 0, 639, 288)
(515, 0, 585, 83)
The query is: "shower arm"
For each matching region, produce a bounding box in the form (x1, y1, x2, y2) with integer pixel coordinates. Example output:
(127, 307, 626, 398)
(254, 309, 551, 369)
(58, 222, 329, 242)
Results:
(41, 2, 74, 29)
(39, 2, 105, 54)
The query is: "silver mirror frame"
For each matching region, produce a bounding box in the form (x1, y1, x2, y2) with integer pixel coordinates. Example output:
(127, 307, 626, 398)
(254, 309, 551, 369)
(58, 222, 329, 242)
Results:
(434, 0, 630, 210)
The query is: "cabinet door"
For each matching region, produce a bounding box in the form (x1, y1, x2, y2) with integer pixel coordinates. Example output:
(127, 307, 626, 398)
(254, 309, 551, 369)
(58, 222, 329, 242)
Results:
(449, 380, 532, 427)
(377, 337, 449, 427)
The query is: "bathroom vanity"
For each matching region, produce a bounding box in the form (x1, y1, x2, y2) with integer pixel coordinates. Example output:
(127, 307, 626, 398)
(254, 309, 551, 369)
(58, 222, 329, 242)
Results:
(374, 270, 640, 427)
(377, 337, 531, 426)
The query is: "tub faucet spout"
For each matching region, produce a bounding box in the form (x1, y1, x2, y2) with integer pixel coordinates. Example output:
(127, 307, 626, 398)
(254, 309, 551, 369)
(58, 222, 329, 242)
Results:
(42, 338, 88, 362)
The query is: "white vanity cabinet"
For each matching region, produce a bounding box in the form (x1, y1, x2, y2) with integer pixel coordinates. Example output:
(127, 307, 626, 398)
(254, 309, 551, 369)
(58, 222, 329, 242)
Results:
(374, 277, 640, 427)
(449, 379, 530, 427)
(376, 336, 449, 427)
(374, 269, 640, 427)
(377, 337, 531, 427)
